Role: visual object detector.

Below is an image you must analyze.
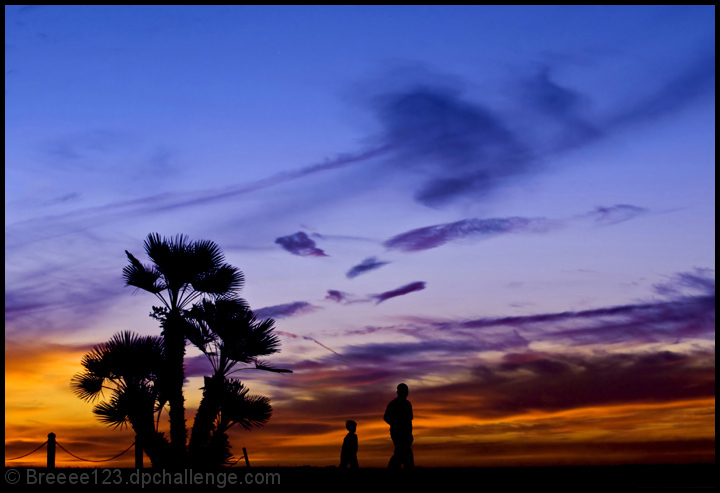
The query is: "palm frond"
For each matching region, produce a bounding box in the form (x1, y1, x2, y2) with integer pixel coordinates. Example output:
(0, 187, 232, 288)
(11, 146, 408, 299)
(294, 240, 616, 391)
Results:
(253, 360, 293, 374)
(123, 250, 165, 294)
(70, 371, 106, 401)
(218, 379, 272, 432)
(98, 331, 165, 380)
(184, 317, 216, 355)
(93, 393, 131, 429)
(187, 298, 279, 365)
(192, 264, 244, 296)
(222, 312, 281, 363)
(192, 239, 227, 272)
(144, 233, 195, 293)
(75, 331, 165, 402)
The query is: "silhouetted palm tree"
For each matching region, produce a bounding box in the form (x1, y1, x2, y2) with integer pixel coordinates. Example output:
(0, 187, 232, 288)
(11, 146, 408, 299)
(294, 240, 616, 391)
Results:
(185, 297, 286, 465)
(122, 233, 243, 464)
(71, 331, 172, 467)
(205, 380, 272, 466)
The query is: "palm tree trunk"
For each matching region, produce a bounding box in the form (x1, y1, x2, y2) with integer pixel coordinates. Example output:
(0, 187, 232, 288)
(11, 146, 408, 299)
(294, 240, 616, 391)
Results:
(129, 406, 171, 468)
(188, 374, 224, 466)
(164, 310, 188, 466)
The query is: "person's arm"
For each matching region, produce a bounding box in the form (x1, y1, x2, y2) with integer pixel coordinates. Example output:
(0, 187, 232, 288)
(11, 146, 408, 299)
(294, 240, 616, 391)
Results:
(383, 402, 392, 425)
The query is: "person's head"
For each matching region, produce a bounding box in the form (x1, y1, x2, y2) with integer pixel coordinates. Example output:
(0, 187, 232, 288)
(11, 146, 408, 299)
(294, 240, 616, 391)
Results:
(397, 383, 409, 399)
(346, 420, 357, 433)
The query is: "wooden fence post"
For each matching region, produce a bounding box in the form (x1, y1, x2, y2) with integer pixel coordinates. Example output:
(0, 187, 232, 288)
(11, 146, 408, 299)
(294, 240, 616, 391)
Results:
(135, 434, 143, 469)
(242, 447, 250, 467)
(47, 432, 56, 469)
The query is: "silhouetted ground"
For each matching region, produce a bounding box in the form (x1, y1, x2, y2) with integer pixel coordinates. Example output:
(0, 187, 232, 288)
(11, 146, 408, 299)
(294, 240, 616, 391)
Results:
(4, 463, 715, 491)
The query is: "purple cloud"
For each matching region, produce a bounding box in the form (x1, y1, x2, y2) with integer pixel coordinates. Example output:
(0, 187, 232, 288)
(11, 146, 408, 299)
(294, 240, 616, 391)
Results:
(383, 217, 555, 252)
(346, 257, 390, 279)
(653, 268, 715, 298)
(327, 269, 714, 354)
(431, 271, 715, 347)
(440, 294, 713, 348)
(467, 349, 715, 415)
(371, 50, 713, 208)
(327, 282, 429, 305)
(254, 301, 320, 320)
(324, 289, 373, 305)
(375, 87, 530, 207)
(275, 231, 328, 257)
(373, 281, 427, 304)
(325, 290, 348, 303)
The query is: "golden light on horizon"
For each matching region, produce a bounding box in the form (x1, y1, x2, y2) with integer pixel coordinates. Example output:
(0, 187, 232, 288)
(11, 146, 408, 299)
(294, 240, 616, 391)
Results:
(5, 337, 715, 468)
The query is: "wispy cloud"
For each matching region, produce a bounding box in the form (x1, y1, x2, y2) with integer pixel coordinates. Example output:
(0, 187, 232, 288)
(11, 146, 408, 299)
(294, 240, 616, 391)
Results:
(382, 203, 655, 253)
(608, 46, 715, 128)
(275, 331, 340, 356)
(39, 129, 132, 165)
(412, 270, 714, 349)
(325, 290, 350, 303)
(5, 265, 127, 336)
(374, 86, 531, 207)
(325, 281, 428, 305)
(325, 269, 715, 360)
(653, 268, 715, 299)
(7, 48, 713, 254)
(254, 301, 320, 320)
(367, 48, 714, 208)
(275, 232, 328, 257)
(587, 204, 649, 225)
(346, 257, 390, 279)
(373, 281, 427, 304)
(383, 217, 556, 252)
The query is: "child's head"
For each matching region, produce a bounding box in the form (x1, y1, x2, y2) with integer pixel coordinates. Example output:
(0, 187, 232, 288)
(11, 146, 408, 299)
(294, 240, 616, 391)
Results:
(345, 420, 357, 433)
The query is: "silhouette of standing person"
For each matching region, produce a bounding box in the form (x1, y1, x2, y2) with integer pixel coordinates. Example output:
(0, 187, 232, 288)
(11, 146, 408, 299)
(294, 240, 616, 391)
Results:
(384, 383, 414, 469)
(340, 420, 359, 469)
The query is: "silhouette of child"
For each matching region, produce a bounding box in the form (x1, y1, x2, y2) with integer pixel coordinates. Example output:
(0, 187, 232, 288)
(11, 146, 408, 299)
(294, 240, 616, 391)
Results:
(339, 420, 359, 468)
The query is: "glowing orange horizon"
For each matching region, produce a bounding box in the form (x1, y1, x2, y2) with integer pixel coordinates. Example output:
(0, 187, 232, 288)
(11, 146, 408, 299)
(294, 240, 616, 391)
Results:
(5, 338, 715, 468)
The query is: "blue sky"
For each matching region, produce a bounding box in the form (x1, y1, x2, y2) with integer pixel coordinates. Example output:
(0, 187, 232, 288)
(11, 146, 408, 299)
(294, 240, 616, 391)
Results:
(5, 5, 715, 467)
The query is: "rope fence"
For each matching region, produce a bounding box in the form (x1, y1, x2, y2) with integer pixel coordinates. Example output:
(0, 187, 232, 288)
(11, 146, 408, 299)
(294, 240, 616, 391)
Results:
(5, 440, 49, 461)
(5, 433, 250, 468)
(56, 441, 136, 463)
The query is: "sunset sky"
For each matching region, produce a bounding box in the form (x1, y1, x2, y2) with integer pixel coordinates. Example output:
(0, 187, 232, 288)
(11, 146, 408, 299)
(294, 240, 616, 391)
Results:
(5, 5, 715, 468)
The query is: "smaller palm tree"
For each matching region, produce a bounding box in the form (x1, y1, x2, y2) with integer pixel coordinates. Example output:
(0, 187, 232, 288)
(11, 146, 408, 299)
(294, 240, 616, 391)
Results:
(71, 331, 171, 467)
(185, 298, 289, 465)
(200, 380, 273, 467)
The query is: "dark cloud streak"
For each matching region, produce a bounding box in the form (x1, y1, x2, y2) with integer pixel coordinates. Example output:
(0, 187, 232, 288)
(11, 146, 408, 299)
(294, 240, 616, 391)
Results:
(253, 301, 320, 320)
(383, 217, 556, 252)
(275, 231, 328, 257)
(346, 257, 390, 278)
(373, 281, 426, 304)
(375, 86, 531, 207)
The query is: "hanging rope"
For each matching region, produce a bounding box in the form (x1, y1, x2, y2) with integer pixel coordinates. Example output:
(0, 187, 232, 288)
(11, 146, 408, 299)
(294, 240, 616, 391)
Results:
(55, 440, 136, 463)
(5, 440, 48, 461)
